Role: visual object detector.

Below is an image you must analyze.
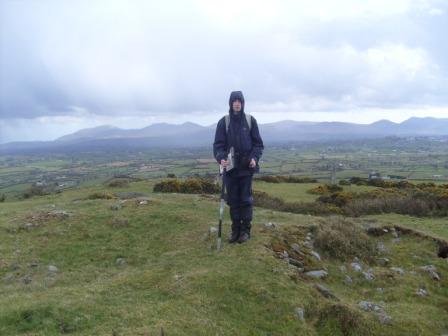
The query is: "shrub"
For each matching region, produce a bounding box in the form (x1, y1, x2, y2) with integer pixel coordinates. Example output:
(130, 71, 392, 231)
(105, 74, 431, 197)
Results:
(106, 178, 130, 188)
(153, 178, 219, 194)
(22, 185, 48, 199)
(255, 175, 317, 183)
(87, 192, 116, 200)
(308, 184, 343, 195)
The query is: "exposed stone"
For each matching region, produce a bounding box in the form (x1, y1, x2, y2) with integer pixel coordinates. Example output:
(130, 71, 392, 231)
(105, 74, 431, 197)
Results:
(3, 273, 15, 282)
(362, 272, 375, 281)
(48, 265, 58, 273)
(344, 275, 353, 285)
(339, 265, 347, 273)
(288, 258, 304, 268)
(359, 301, 383, 313)
(209, 226, 218, 233)
(390, 267, 405, 275)
(264, 222, 276, 229)
(350, 262, 362, 272)
(20, 274, 32, 285)
(310, 251, 321, 261)
(416, 288, 429, 297)
(116, 258, 126, 266)
(294, 307, 305, 321)
(303, 241, 314, 249)
(314, 283, 338, 300)
(376, 258, 390, 266)
(419, 265, 441, 281)
(377, 242, 389, 254)
(110, 203, 122, 211)
(304, 270, 328, 279)
(29, 261, 39, 268)
(49, 210, 70, 219)
(378, 313, 392, 325)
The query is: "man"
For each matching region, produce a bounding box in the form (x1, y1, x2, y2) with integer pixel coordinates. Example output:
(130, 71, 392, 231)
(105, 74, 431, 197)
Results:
(213, 91, 264, 244)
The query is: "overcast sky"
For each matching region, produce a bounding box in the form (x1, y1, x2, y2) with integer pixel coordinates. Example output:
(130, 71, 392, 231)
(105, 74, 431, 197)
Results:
(1, 0, 447, 143)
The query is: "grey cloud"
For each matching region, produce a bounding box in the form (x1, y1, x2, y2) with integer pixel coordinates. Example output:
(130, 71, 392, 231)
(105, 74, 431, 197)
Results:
(0, 0, 447, 120)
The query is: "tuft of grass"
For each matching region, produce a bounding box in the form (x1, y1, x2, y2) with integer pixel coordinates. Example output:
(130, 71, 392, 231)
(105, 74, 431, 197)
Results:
(314, 217, 377, 262)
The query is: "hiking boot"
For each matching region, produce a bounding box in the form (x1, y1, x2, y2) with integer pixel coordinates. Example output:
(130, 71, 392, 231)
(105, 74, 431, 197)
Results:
(228, 221, 241, 244)
(238, 220, 252, 244)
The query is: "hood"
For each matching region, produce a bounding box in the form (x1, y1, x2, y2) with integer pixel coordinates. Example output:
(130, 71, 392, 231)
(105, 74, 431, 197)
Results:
(228, 91, 245, 114)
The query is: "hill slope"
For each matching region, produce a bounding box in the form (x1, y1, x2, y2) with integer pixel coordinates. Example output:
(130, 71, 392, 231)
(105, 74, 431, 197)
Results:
(0, 180, 447, 335)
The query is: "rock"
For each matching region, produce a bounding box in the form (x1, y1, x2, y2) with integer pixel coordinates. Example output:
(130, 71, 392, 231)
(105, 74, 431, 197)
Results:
(49, 210, 70, 219)
(29, 261, 39, 268)
(138, 200, 148, 205)
(304, 270, 328, 279)
(377, 242, 389, 254)
(416, 288, 429, 297)
(378, 313, 392, 325)
(48, 265, 58, 273)
(419, 265, 437, 272)
(264, 222, 276, 229)
(116, 258, 126, 266)
(310, 251, 321, 261)
(362, 272, 375, 281)
(303, 241, 314, 249)
(110, 203, 122, 211)
(419, 265, 441, 281)
(288, 258, 304, 268)
(291, 243, 300, 252)
(339, 265, 347, 273)
(314, 283, 338, 300)
(20, 274, 32, 285)
(294, 307, 305, 321)
(359, 301, 384, 313)
(390, 227, 399, 238)
(344, 275, 353, 285)
(376, 287, 384, 293)
(24, 222, 36, 229)
(350, 262, 362, 272)
(136, 197, 151, 203)
(209, 226, 218, 233)
(391, 238, 401, 244)
(429, 271, 441, 281)
(390, 267, 405, 275)
(376, 258, 390, 266)
(2, 273, 15, 282)
(279, 250, 289, 259)
(291, 243, 305, 256)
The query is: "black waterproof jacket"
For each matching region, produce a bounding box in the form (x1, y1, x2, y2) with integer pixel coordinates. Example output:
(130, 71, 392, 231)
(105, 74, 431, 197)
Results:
(213, 91, 264, 176)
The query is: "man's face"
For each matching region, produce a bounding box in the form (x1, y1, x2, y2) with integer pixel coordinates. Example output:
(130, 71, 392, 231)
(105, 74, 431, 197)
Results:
(232, 99, 242, 113)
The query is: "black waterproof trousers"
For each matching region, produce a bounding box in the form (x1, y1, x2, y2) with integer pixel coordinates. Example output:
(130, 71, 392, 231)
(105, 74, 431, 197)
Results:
(224, 173, 253, 223)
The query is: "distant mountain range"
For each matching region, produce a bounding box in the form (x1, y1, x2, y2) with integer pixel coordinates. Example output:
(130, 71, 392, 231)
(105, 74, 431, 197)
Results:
(1, 117, 447, 154)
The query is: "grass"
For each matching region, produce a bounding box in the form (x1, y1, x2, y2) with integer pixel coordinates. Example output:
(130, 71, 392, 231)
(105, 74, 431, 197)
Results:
(0, 179, 447, 335)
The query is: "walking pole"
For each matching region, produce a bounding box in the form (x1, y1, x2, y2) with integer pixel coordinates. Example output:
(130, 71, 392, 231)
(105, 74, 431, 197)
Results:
(217, 164, 226, 252)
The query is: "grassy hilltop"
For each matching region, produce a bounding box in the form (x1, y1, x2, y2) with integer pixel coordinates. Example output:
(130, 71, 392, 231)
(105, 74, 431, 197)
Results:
(0, 178, 447, 335)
